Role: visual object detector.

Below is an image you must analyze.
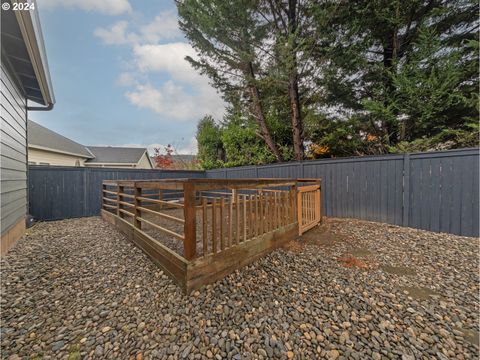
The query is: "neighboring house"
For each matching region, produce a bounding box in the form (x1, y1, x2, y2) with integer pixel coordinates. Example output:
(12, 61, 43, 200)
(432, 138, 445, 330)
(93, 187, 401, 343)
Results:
(85, 146, 153, 169)
(27, 120, 93, 166)
(26, 121, 153, 169)
(1, 3, 55, 254)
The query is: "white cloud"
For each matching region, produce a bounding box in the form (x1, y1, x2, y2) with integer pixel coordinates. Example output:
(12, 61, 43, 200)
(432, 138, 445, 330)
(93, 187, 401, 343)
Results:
(94, 8, 226, 123)
(94, 11, 180, 46)
(125, 81, 224, 121)
(132, 43, 202, 84)
(126, 42, 225, 121)
(41, 0, 132, 15)
(176, 137, 197, 154)
(116, 72, 137, 86)
(94, 21, 139, 45)
(139, 11, 181, 43)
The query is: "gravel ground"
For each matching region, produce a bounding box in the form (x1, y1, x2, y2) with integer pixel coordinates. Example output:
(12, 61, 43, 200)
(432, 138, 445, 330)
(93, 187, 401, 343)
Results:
(1, 217, 478, 359)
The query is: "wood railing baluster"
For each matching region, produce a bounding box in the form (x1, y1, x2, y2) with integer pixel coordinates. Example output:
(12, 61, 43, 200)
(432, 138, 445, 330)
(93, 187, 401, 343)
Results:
(212, 197, 217, 253)
(220, 197, 225, 250)
(235, 192, 240, 245)
(243, 194, 247, 242)
(202, 197, 208, 256)
(259, 192, 264, 236)
(228, 198, 233, 248)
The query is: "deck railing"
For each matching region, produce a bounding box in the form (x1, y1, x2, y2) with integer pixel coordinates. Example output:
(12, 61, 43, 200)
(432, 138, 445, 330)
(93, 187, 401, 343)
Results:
(101, 178, 320, 292)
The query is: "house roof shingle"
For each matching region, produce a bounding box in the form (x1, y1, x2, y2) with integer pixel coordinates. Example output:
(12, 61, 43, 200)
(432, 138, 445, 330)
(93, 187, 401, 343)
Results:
(85, 146, 148, 164)
(28, 120, 93, 158)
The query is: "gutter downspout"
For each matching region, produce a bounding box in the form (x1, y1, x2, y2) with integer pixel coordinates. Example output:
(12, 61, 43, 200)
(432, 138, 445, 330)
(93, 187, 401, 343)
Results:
(27, 102, 54, 111)
(25, 102, 54, 228)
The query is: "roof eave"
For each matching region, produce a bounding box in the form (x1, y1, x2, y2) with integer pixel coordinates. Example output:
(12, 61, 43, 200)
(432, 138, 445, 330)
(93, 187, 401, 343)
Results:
(85, 162, 138, 165)
(14, 0, 55, 106)
(28, 144, 94, 159)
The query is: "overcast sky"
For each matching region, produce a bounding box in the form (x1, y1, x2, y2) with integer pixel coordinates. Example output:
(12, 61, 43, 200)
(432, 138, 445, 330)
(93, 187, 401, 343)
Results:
(32, 0, 225, 154)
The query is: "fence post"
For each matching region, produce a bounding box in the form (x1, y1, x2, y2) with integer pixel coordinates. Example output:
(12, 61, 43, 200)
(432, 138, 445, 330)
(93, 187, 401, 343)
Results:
(255, 166, 259, 179)
(300, 162, 305, 178)
(402, 154, 410, 227)
(84, 167, 88, 217)
(183, 181, 197, 260)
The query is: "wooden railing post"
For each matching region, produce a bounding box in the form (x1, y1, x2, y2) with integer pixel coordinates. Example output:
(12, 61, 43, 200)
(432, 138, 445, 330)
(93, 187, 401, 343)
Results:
(183, 182, 196, 260)
(117, 184, 123, 218)
(102, 183, 106, 210)
(134, 184, 142, 229)
(297, 185, 302, 235)
(290, 190, 294, 224)
(317, 179, 321, 222)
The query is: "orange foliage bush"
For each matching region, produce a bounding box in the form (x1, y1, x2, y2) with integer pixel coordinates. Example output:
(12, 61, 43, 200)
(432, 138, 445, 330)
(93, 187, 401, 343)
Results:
(309, 143, 330, 157)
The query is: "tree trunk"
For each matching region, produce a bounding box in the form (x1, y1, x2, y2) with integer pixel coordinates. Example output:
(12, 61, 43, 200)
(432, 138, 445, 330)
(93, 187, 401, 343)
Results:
(287, 0, 304, 160)
(246, 62, 283, 162)
(382, 31, 400, 145)
(381, 3, 401, 145)
(289, 70, 303, 160)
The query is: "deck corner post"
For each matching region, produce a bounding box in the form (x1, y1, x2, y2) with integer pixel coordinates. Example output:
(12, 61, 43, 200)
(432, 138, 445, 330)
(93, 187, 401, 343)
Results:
(183, 181, 197, 260)
(134, 184, 142, 229)
(290, 182, 297, 224)
(102, 183, 106, 211)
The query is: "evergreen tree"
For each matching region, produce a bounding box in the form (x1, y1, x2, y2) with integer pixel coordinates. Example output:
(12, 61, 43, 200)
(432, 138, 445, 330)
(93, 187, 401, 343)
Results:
(317, 0, 479, 151)
(196, 115, 224, 169)
(177, 0, 284, 161)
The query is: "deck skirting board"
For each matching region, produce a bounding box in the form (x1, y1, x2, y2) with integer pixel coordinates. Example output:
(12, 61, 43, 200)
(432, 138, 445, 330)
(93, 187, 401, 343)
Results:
(102, 209, 297, 293)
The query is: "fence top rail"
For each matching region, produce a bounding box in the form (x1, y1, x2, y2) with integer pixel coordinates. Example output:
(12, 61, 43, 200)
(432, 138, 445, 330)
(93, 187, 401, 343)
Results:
(103, 178, 318, 191)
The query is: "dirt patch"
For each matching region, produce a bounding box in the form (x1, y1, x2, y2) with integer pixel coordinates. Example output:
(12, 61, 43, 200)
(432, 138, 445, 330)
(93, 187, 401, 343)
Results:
(398, 286, 439, 300)
(283, 240, 305, 253)
(381, 265, 417, 276)
(297, 220, 348, 247)
(349, 248, 373, 257)
(337, 255, 369, 269)
(454, 327, 480, 346)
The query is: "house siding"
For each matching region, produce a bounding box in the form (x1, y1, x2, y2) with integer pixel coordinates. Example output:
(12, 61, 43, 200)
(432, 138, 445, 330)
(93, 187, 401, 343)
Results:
(84, 163, 136, 168)
(28, 147, 87, 166)
(83, 153, 153, 169)
(137, 152, 153, 169)
(1, 57, 27, 240)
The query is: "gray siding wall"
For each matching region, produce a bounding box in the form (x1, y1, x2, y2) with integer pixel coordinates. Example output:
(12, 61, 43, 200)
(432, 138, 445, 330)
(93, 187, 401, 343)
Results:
(1, 57, 27, 235)
(206, 149, 479, 237)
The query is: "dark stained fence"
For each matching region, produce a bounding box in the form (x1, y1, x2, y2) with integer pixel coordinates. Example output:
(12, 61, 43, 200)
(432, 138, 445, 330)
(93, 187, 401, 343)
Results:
(207, 148, 479, 237)
(28, 166, 206, 221)
(28, 149, 479, 237)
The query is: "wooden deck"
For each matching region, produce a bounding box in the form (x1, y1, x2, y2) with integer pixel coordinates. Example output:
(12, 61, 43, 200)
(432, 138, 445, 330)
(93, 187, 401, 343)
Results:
(101, 178, 320, 293)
